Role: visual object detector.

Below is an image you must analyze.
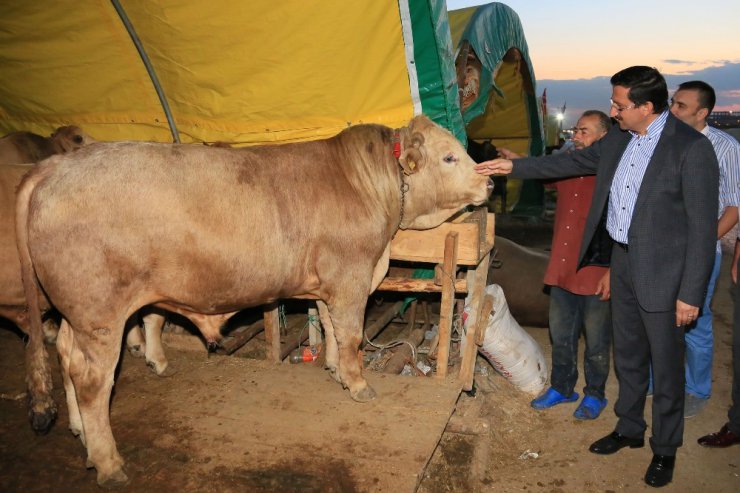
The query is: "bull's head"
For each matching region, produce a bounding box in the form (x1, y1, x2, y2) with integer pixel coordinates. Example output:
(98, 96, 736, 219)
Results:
(398, 115, 493, 230)
(50, 126, 97, 153)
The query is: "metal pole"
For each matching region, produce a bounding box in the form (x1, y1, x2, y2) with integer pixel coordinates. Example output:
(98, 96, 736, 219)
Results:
(110, 0, 180, 143)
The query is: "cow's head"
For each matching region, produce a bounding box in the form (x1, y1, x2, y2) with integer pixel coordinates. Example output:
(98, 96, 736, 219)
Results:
(398, 115, 492, 229)
(50, 125, 97, 153)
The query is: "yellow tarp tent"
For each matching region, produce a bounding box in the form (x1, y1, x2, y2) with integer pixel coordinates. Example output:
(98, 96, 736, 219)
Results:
(0, 0, 464, 146)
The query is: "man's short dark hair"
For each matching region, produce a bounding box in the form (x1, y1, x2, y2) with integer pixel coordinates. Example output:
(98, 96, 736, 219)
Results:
(677, 80, 716, 114)
(610, 66, 668, 113)
(581, 110, 611, 133)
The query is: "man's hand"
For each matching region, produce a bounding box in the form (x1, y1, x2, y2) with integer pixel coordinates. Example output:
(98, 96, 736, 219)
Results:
(675, 299, 699, 327)
(595, 269, 611, 301)
(497, 148, 522, 160)
(474, 158, 513, 176)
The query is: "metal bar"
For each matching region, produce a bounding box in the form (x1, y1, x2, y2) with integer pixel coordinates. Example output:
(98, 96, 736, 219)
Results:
(110, 0, 180, 143)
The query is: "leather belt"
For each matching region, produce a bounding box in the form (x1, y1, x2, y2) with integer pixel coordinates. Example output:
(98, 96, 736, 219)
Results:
(615, 242, 628, 252)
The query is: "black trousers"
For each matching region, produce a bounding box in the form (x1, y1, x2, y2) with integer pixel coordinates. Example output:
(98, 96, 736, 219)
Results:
(610, 245, 686, 456)
(729, 257, 740, 434)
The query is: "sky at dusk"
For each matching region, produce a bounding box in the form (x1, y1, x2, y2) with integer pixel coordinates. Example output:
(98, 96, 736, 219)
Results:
(446, 0, 740, 126)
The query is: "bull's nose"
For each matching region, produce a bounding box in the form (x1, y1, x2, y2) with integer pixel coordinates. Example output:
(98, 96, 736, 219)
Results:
(486, 178, 494, 192)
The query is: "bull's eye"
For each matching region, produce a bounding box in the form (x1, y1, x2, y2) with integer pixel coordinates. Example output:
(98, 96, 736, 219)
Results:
(74, 135, 83, 144)
(443, 153, 457, 164)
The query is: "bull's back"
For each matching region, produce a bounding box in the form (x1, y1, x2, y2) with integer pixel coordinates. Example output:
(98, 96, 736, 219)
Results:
(27, 142, 389, 315)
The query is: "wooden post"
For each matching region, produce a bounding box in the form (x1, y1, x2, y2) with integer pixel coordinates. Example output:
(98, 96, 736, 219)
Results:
(307, 306, 322, 346)
(436, 231, 458, 378)
(458, 250, 491, 390)
(263, 302, 281, 363)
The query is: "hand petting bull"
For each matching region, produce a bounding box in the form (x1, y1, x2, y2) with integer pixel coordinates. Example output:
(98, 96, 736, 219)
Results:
(17, 115, 492, 487)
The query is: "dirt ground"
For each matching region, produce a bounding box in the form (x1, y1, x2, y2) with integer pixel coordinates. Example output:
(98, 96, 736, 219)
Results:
(422, 252, 740, 492)
(1, 221, 739, 492)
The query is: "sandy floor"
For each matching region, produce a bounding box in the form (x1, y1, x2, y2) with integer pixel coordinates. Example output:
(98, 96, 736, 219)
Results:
(1, 234, 739, 492)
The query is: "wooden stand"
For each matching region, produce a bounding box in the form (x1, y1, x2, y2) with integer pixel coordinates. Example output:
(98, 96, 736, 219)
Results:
(377, 208, 494, 389)
(262, 208, 495, 391)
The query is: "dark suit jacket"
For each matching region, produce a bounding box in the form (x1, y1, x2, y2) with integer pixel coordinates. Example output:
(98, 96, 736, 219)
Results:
(512, 113, 719, 312)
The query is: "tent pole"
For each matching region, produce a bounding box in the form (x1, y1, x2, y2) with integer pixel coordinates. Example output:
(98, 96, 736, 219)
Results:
(110, 0, 180, 143)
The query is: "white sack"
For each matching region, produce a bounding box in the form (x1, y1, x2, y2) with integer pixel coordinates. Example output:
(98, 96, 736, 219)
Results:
(472, 284, 548, 394)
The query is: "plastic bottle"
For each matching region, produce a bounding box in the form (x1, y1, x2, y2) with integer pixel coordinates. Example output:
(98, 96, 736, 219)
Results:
(288, 345, 319, 364)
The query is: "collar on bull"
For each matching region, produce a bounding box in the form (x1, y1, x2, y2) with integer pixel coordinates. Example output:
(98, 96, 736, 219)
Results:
(393, 129, 410, 233)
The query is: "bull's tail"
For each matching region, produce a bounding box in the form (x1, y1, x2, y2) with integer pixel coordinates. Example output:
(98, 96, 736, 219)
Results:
(16, 167, 57, 433)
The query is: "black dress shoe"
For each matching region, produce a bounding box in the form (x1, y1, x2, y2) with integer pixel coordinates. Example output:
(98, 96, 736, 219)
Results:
(644, 454, 675, 487)
(697, 424, 740, 448)
(589, 431, 645, 455)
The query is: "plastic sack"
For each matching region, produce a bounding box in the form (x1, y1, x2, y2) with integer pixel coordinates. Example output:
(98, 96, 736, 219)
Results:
(472, 284, 548, 394)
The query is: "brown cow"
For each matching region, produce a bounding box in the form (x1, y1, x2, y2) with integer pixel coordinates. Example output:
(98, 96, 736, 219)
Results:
(17, 115, 492, 487)
(0, 125, 96, 164)
(1, 165, 172, 374)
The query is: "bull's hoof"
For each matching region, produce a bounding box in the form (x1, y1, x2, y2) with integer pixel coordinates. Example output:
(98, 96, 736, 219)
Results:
(28, 402, 57, 435)
(350, 385, 377, 403)
(97, 468, 130, 489)
(153, 362, 176, 378)
(43, 333, 58, 345)
(128, 344, 145, 358)
(324, 366, 342, 384)
(70, 427, 86, 446)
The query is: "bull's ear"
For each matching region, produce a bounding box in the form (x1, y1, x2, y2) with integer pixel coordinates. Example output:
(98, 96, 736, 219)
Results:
(399, 147, 424, 175)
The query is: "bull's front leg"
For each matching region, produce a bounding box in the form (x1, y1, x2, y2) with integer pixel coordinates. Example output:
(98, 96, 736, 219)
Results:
(325, 298, 376, 403)
(141, 312, 172, 376)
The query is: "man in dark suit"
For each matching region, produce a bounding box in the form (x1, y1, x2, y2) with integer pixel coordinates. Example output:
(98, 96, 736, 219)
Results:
(476, 66, 719, 488)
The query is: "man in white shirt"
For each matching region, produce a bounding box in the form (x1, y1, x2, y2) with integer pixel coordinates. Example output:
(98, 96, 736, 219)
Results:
(670, 80, 740, 418)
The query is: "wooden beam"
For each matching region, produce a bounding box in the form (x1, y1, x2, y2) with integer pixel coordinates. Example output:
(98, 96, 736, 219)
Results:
(436, 231, 458, 378)
(376, 277, 467, 293)
(263, 303, 281, 363)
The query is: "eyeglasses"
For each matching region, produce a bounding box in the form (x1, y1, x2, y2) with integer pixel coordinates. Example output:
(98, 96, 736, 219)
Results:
(610, 99, 636, 113)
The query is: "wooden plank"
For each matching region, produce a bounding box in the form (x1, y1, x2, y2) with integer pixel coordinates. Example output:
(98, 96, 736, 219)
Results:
(436, 232, 458, 378)
(216, 320, 264, 355)
(376, 277, 467, 293)
(390, 222, 479, 265)
(389, 209, 494, 266)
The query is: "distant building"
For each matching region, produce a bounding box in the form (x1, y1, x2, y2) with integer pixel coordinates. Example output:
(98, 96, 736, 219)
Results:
(708, 111, 740, 129)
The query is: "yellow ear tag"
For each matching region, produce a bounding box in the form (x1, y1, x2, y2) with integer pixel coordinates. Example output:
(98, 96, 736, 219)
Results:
(408, 160, 416, 170)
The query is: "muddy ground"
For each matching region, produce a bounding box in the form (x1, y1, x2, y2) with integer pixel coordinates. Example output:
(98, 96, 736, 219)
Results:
(1, 218, 739, 492)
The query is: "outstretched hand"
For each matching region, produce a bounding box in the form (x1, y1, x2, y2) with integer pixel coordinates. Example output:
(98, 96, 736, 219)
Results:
(474, 158, 513, 176)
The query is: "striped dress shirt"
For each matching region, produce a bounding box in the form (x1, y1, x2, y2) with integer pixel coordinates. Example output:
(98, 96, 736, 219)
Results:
(704, 126, 740, 216)
(607, 110, 669, 244)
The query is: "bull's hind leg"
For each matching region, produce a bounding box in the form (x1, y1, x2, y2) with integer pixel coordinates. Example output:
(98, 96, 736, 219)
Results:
(326, 298, 376, 402)
(56, 320, 85, 445)
(316, 301, 340, 382)
(24, 316, 57, 434)
(65, 319, 129, 488)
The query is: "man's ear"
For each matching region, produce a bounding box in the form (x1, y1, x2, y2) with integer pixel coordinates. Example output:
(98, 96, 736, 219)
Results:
(698, 107, 710, 122)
